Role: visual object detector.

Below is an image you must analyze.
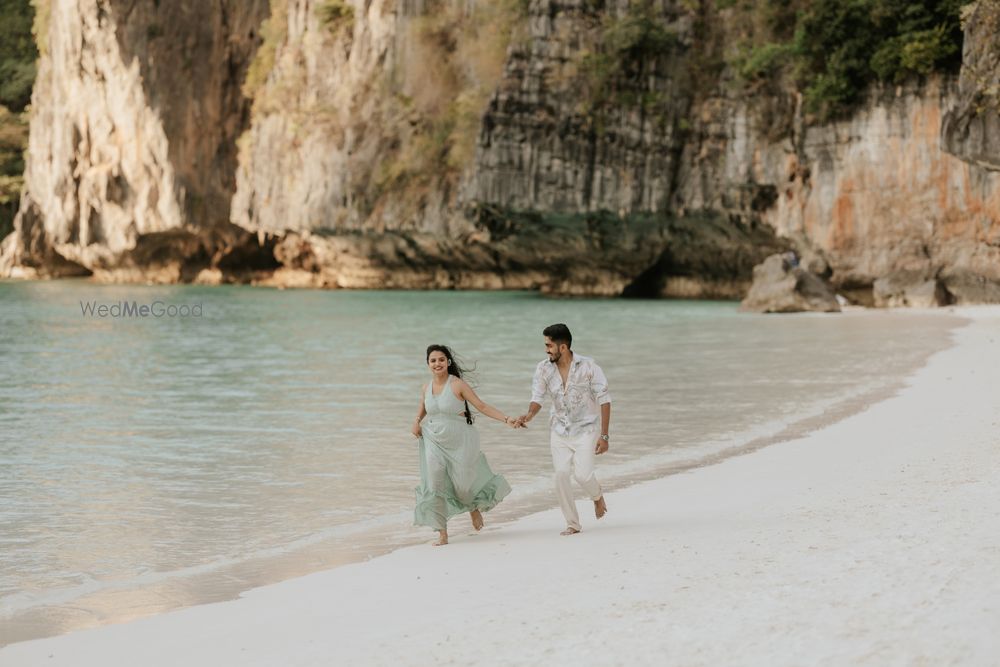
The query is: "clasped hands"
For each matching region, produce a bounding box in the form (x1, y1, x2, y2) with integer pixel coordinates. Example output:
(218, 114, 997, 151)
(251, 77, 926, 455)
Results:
(507, 414, 531, 429)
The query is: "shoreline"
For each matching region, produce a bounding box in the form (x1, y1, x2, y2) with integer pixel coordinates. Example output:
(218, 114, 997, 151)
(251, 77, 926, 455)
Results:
(2, 274, 999, 309)
(3, 306, 998, 665)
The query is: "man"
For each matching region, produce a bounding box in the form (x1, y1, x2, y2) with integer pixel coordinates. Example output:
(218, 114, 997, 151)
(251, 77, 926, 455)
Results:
(516, 324, 611, 535)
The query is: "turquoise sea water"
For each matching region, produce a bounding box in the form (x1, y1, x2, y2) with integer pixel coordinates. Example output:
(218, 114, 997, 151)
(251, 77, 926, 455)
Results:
(0, 280, 958, 644)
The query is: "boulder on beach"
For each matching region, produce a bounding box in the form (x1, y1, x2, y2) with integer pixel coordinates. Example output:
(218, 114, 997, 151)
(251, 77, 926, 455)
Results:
(740, 253, 841, 313)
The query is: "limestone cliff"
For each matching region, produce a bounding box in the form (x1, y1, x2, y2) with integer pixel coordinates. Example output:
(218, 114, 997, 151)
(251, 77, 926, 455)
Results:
(228, 0, 783, 295)
(2, 0, 999, 306)
(1, 0, 270, 281)
(942, 0, 1000, 172)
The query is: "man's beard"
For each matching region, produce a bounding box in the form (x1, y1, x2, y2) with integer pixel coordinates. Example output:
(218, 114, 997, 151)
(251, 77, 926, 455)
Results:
(548, 351, 561, 363)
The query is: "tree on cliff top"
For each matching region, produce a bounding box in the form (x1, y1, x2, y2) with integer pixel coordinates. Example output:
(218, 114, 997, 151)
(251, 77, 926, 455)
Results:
(733, 0, 965, 121)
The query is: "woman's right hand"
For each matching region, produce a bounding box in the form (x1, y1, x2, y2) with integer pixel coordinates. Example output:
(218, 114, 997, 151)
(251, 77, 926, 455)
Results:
(411, 422, 422, 438)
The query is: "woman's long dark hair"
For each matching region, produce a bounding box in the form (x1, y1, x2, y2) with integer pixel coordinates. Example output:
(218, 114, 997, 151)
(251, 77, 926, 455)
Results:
(426, 344, 475, 424)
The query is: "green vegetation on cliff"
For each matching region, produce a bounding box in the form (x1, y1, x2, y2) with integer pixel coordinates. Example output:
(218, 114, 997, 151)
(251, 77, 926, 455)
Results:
(0, 0, 37, 112)
(580, 1, 681, 115)
(371, 0, 528, 208)
(566, 1, 696, 137)
(242, 0, 288, 101)
(317, 0, 354, 35)
(0, 106, 28, 239)
(0, 0, 39, 238)
(731, 0, 965, 121)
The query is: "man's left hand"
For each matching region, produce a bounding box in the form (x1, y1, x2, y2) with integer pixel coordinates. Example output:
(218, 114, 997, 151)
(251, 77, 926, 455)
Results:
(595, 438, 608, 455)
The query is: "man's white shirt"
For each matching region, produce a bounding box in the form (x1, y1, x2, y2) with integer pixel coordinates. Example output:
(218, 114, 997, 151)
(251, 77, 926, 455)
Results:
(531, 353, 611, 437)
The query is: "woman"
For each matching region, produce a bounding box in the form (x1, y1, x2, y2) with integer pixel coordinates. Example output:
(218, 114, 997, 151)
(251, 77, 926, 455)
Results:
(412, 345, 514, 546)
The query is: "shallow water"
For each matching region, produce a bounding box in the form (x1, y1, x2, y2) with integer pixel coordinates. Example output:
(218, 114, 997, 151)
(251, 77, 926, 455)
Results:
(0, 280, 959, 644)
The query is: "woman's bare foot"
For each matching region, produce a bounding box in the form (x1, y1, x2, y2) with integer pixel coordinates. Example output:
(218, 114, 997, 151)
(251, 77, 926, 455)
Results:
(433, 530, 448, 546)
(560, 527, 580, 536)
(470, 509, 484, 531)
(594, 496, 608, 519)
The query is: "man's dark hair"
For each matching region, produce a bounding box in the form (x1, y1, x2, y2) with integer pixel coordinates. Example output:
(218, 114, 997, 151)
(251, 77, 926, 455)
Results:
(543, 323, 572, 348)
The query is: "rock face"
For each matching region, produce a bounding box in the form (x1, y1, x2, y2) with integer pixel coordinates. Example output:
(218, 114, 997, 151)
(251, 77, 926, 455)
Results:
(4, 0, 269, 281)
(226, 0, 788, 293)
(255, 210, 783, 297)
(232, 0, 407, 236)
(741, 253, 840, 314)
(873, 271, 953, 308)
(2, 0, 1000, 304)
(759, 78, 1000, 306)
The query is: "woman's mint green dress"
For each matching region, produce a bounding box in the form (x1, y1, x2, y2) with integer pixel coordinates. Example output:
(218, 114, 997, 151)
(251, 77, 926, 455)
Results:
(414, 376, 511, 531)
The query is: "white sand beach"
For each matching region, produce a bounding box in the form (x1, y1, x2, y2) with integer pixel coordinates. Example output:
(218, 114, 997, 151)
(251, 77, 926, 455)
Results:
(3, 307, 999, 667)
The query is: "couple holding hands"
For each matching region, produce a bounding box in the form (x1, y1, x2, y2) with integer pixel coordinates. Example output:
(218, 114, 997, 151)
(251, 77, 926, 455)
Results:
(411, 324, 612, 546)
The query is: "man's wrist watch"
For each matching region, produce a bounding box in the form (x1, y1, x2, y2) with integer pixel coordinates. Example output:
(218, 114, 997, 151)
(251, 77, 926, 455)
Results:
(600, 434, 609, 442)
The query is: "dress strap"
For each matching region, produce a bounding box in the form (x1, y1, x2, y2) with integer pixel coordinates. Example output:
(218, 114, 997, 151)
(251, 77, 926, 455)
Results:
(429, 374, 453, 399)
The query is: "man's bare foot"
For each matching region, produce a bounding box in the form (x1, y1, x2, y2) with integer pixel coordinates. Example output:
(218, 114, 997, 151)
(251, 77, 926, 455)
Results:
(433, 530, 448, 546)
(560, 527, 580, 536)
(470, 509, 484, 531)
(594, 496, 607, 519)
